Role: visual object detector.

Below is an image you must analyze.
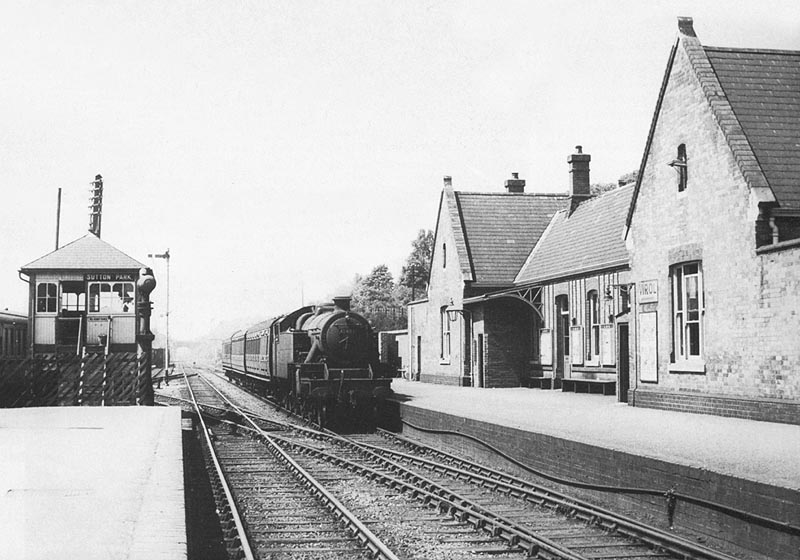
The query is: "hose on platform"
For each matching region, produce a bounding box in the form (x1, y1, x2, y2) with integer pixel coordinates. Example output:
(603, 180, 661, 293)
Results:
(401, 418, 800, 537)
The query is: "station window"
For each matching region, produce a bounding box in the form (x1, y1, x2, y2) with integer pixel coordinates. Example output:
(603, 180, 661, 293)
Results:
(586, 290, 600, 362)
(36, 283, 58, 313)
(440, 306, 450, 361)
(671, 262, 703, 361)
(89, 282, 135, 314)
(676, 144, 688, 192)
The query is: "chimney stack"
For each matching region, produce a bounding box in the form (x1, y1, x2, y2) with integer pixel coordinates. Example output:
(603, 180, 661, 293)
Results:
(568, 146, 591, 215)
(504, 172, 525, 194)
(443, 175, 452, 189)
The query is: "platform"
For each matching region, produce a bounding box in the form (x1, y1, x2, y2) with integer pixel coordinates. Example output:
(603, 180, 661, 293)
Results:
(389, 379, 800, 559)
(0, 406, 186, 560)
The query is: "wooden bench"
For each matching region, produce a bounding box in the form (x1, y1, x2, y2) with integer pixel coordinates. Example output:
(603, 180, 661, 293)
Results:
(528, 376, 554, 390)
(561, 378, 616, 396)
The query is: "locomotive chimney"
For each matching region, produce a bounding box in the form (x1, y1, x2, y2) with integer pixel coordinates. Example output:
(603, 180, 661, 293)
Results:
(333, 296, 351, 312)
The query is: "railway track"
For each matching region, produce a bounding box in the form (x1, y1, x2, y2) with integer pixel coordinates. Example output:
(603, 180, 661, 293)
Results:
(175, 364, 741, 560)
(183, 366, 398, 560)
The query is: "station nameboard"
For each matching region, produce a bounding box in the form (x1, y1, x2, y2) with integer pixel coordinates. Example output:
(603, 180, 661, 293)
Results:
(638, 280, 658, 304)
(85, 272, 137, 282)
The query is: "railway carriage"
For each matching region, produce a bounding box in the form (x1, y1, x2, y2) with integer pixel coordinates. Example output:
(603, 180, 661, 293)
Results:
(221, 296, 393, 427)
(0, 310, 27, 359)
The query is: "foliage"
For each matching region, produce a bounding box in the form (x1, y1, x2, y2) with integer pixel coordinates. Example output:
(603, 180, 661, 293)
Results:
(350, 230, 433, 331)
(590, 169, 639, 196)
(398, 229, 433, 304)
(351, 265, 406, 331)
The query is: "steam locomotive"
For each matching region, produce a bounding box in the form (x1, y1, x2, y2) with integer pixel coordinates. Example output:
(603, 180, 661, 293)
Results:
(220, 296, 394, 428)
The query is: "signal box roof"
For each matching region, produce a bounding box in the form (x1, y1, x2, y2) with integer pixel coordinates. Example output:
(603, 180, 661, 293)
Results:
(20, 233, 146, 273)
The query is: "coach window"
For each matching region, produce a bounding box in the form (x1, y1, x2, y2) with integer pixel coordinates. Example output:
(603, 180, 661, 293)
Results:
(36, 282, 58, 313)
(671, 262, 704, 368)
(440, 306, 451, 362)
(89, 282, 135, 313)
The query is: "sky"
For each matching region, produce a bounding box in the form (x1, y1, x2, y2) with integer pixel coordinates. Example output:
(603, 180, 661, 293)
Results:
(1, 1, 798, 343)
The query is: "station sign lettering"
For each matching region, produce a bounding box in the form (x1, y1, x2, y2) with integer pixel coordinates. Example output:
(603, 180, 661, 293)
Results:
(85, 272, 136, 282)
(638, 280, 658, 304)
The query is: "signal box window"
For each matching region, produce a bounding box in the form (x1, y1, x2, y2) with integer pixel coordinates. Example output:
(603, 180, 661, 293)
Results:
(89, 282, 135, 314)
(36, 283, 57, 313)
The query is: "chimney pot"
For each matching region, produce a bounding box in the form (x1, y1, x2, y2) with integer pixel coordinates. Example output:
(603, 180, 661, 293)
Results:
(677, 16, 696, 37)
(575, 145, 582, 154)
(443, 175, 452, 188)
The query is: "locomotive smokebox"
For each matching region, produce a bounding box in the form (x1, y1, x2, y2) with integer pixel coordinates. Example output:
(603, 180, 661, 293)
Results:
(333, 296, 351, 312)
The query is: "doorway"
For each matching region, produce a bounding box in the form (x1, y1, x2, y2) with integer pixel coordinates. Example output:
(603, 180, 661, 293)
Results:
(555, 295, 570, 386)
(415, 336, 421, 381)
(476, 334, 484, 388)
(618, 323, 629, 402)
(57, 281, 86, 349)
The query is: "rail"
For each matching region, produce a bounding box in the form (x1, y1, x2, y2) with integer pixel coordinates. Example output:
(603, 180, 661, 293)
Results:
(357, 430, 742, 560)
(398, 418, 800, 538)
(192, 372, 402, 560)
(182, 367, 256, 560)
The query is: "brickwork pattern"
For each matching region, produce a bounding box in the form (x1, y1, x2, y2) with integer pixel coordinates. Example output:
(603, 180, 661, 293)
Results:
(484, 299, 531, 387)
(629, 39, 800, 406)
(400, 404, 800, 560)
(408, 192, 469, 384)
(631, 388, 800, 424)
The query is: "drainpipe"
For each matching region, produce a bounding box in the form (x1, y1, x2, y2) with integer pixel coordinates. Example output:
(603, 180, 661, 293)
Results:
(769, 217, 780, 244)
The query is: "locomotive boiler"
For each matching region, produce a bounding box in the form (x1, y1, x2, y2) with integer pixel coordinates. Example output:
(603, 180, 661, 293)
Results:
(221, 296, 393, 428)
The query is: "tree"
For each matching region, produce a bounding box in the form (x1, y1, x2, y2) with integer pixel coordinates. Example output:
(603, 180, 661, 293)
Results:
(351, 265, 405, 331)
(398, 229, 433, 304)
(590, 170, 639, 196)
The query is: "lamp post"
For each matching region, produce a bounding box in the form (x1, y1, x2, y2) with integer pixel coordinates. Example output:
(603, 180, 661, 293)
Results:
(148, 249, 170, 373)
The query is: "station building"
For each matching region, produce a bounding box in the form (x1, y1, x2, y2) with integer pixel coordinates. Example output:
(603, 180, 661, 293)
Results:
(408, 19, 800, 425)
(407, 174, 566, 387)
(624, 18, 800, 423)
(513, 154, 634, 400)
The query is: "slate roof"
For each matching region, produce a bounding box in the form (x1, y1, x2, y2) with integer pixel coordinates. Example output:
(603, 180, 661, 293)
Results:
(627, 19, 800, 229)
(516, 185, 634, 285)
(454, 192, 567, 286)
(705, 47, 800, 209)
(20, 233, 146, 272)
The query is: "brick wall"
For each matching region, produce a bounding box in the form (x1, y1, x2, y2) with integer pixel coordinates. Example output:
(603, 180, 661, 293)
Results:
(631, 387, 800, 424)
(484, 299, 531, 387)
(407, 190, 469, 385)
(399, 404, 800, 560)
(628, 39, 800, 416)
